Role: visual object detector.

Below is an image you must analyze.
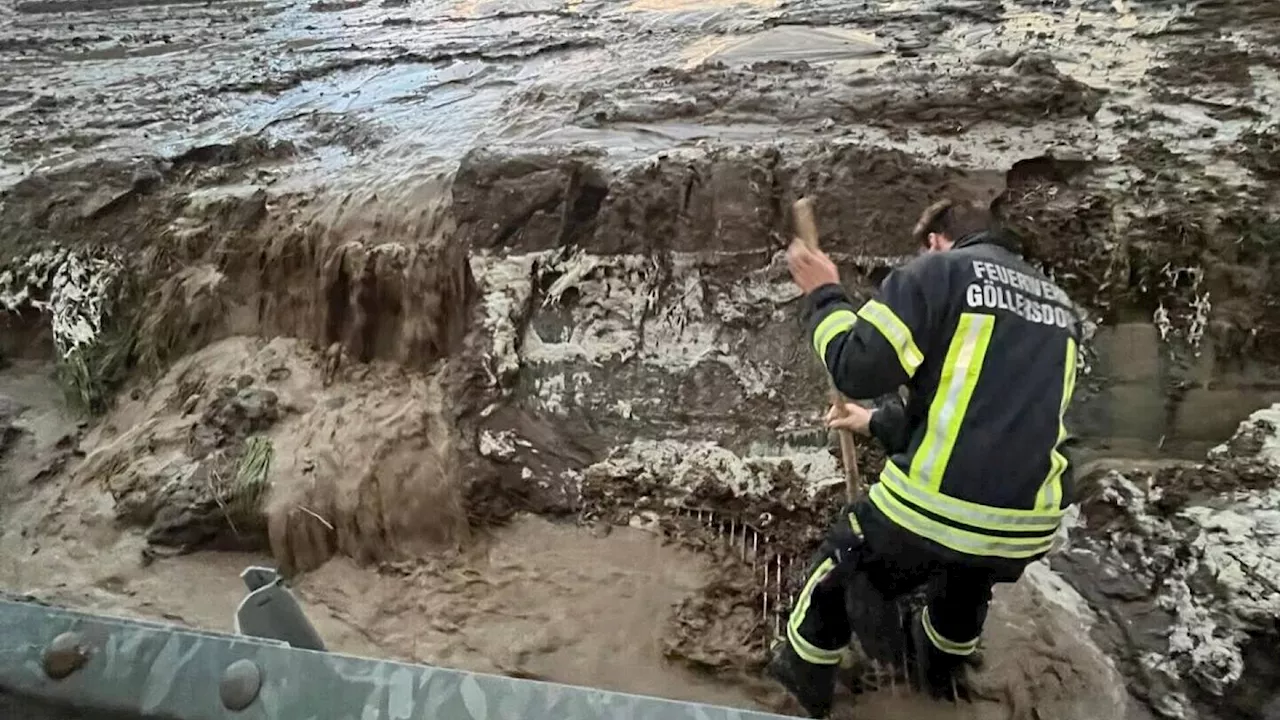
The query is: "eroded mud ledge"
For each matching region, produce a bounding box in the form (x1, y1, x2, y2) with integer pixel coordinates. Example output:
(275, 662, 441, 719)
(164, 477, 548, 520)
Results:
(2, 0, 1280, 719)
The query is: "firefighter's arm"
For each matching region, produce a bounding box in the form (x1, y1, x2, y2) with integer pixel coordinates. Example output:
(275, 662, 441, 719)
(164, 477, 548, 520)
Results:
(868, 394, 910, 455)
(803, 260, 936, 400)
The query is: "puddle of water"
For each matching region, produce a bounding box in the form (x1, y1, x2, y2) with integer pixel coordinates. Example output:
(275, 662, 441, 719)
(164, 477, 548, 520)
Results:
(625, 0, 776, 11)
(686, 25, 883, 66)
(453, 0, 564, 16)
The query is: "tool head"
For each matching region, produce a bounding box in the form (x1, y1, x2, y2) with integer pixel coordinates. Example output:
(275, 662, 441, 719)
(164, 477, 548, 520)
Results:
(793, 197, 820, 250)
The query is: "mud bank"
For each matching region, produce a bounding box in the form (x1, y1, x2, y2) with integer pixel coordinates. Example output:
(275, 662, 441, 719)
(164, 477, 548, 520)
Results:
(2, 0, 1280, 719)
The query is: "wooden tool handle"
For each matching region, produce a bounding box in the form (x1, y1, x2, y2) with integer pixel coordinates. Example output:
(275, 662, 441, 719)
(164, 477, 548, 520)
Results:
(793, 197, 820, 250)
(792, 196, 863, 503)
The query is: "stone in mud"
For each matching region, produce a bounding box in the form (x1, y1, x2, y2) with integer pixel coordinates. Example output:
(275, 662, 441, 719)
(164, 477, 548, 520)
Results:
(452, 148, 609, 252)
(142, 461, 228, 548)
(962, 562, 1145, 720)
(0, 395, 26, 457)
(974, 49, 1021, 68)
(1057, 404, 1280, 720)
(189, 384, 280, 457)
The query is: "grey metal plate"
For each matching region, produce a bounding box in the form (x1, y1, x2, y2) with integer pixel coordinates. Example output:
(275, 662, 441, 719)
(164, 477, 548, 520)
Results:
(0, 599, 797, 720)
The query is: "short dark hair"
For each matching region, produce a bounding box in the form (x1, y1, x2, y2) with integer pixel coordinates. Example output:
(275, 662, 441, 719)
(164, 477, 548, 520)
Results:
(911, 199, 995, 247)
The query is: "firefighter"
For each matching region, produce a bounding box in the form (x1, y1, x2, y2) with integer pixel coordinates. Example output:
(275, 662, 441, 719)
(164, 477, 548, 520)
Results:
(767, 199, 1081, 717)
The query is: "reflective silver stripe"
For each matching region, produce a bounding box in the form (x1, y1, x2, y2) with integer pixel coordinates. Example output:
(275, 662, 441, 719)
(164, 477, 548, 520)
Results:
(911, 313, 994, 490)
(882, 463, 1061, 532)
(856, 299, 924, 377)
(869, 482, 1056, 560)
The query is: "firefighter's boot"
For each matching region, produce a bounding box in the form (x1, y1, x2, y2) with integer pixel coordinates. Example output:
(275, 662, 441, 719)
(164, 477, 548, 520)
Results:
(767, 640, 837, 719)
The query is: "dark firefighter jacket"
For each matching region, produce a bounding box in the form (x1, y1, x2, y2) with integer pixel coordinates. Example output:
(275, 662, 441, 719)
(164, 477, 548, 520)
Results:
(807, 232, 1081, 561)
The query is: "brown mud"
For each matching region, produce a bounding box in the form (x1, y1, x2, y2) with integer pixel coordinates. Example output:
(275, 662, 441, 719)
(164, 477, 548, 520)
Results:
(2, 0, 1280, 719)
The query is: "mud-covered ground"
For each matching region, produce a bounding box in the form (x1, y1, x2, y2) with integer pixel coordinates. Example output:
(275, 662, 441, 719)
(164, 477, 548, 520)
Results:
(2, 0, 1280, 719)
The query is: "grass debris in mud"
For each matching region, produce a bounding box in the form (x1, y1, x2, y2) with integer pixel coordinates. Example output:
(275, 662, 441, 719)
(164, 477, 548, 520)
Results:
(211, 434, 273, 537)
(0, 246, 136, 413)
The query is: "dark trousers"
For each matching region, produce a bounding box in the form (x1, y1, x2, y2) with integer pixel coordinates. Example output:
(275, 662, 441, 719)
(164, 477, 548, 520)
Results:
(786, 500, 1029, 666)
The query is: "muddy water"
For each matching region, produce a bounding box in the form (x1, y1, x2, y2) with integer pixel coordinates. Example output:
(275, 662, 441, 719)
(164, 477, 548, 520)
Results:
(5, 0, 1270, 189)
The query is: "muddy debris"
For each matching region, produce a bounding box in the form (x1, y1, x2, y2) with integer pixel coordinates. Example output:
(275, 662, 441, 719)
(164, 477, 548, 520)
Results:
(571, 56, 1102, 134)
(78, 372, 282, 555)
(1056, 405, 1280, 720)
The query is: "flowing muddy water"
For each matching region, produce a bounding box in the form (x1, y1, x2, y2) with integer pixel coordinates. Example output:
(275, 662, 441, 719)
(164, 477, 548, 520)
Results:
(2, 0, 1280, 719)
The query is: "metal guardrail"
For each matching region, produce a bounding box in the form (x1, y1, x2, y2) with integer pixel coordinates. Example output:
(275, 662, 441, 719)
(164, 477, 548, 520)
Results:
(0, 583, 798, 720)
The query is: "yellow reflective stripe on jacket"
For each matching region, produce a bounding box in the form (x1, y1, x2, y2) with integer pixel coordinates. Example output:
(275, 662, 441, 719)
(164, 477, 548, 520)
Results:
(786, 558, 844, 665)
(911, 312, 995, 491)
(869, 478, 1057, 559)
(882, 462, 1062, 533)
(1037, 337, 1078, 511)
(856, 299, 924, 378)
(922, 607, 979, 656)
(811, 310, 857, 362)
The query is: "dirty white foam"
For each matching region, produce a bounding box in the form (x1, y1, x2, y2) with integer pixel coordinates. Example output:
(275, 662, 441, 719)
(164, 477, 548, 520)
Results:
(468, 250, 550, 385)
(0, 246, 123, 359)
(469, 248, 928, 405)
(1084, 403, 1280, 715)
(582, 438, 843, 502)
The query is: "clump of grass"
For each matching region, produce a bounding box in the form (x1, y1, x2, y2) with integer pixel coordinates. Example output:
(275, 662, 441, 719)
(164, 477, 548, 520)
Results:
(228, 435, 273, 529)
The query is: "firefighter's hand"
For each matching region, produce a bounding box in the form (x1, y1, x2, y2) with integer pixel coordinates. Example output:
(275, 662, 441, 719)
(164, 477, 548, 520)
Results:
(787, 239, 840, 294)
(826, 401, 873, 436)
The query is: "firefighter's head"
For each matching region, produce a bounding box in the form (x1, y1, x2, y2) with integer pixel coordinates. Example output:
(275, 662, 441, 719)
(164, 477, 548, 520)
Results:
(912, 199, 995, 253)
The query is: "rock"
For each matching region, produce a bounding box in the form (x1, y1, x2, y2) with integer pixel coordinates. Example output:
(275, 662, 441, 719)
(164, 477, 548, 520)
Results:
(974, 49, 1021, 68)
(0, 394, 27, 455)
(968, 562, 1142, 720)
(192, 386, 280, 455)
(236, 387, 278, 423)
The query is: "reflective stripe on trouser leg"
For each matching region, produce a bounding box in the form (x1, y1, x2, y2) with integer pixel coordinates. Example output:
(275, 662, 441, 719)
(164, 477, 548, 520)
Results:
(921, 607, 979, 656)
(786, 558, 848, 665)
(921, 566, 997, 657)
